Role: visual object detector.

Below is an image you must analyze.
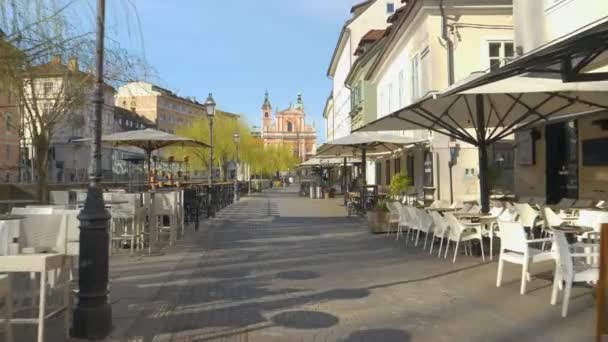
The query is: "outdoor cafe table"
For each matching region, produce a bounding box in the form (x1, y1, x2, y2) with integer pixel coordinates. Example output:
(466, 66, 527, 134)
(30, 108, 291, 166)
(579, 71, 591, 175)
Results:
(457, 213, 499, 261)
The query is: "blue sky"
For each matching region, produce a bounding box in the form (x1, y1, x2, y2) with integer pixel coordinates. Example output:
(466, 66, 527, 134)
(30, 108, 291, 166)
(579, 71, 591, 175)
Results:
(111, 0, 361, 143)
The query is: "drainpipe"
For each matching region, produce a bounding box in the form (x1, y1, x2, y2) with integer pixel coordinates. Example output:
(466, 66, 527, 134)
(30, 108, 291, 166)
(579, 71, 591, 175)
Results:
(439, 0, 455, 86)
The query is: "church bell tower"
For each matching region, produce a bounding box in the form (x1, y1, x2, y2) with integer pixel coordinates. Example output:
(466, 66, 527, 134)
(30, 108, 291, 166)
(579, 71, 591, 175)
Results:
(261, 90, 272, 132)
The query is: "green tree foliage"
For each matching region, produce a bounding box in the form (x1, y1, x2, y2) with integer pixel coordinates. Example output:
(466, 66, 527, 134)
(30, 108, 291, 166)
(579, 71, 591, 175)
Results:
(389, 173, 410, 199)
(173, 114, 299, 180)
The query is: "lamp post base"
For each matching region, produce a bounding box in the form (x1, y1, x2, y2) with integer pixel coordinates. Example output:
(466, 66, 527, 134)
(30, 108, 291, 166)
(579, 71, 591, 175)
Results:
(71, 302, 112, 340)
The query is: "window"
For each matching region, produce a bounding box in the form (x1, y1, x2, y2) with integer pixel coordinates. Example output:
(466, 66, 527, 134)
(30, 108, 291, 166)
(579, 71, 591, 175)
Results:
(5, 113, 11, 132)
(406, 155, 415, 186)
(287, 121, 293, 132)
(43, 82, 53, 95)
(394, 157, 401, 174)
(488, 41, 515, 71)
(387, 83, 393, 113)
(5, 145, 10, 161)
(43, 103, 53, 115)
(411, 55, 421, 100)
(386, 2, 395, 14)
(375, 161, 382, 185)
(385, 160, 391, 185)
(398, 70, 405, 107)
(264, 111, 269, 118)
(351, 80, 363, 112)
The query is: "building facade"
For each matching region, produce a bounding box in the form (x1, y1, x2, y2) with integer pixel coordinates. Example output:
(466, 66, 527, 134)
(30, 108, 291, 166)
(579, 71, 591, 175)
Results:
(512, 0, 608, 202)
(0, 79, 19, 183)
(261, 92, 317, 162)
(115, 81, 208, 134)
(366, 0, 514, 202)
(325, 0, 406, 142)
(21, 56, 116, 183)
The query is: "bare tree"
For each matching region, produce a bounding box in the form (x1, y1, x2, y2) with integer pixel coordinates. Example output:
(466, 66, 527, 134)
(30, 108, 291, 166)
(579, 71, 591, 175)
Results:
(0, 0, 153, 201)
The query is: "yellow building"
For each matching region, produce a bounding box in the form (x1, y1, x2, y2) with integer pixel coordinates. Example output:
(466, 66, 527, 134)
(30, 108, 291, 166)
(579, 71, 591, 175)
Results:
(116, 81, 223, 133)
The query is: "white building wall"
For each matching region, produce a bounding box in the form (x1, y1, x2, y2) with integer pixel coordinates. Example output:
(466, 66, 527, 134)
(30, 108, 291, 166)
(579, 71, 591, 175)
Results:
(332, 40, 353, 141)
(514, 0, 608, 54)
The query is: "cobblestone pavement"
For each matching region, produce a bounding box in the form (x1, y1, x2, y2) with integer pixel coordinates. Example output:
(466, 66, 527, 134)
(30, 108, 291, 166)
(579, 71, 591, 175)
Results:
(65, 185, 594, 342)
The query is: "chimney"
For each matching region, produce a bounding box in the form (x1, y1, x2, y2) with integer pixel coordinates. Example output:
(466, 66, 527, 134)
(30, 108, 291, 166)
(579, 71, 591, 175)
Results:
(50, 55, 62, 65)
(67, 57, 79, 72)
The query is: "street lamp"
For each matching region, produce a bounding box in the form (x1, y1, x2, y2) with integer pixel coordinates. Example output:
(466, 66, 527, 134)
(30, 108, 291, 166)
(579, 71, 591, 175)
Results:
(233, 132, 240, 202)
(205, 93, 216, 218)
(72, 0, 111, 339)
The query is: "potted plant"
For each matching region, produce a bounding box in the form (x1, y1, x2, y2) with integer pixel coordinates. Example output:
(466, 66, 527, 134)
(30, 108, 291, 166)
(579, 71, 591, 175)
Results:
(367, 199, 391, 233)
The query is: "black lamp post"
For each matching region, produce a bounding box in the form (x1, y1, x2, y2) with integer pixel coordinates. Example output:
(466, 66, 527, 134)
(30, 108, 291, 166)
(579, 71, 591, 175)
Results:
(205, 93, 216, 217)
(233, 132, 240, 203)
(72, 0, 112, 339)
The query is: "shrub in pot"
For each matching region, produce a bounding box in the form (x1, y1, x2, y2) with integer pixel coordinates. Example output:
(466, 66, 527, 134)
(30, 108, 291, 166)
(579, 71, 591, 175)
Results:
(389, 173, 410, 200)
(367, 199, 391, 233)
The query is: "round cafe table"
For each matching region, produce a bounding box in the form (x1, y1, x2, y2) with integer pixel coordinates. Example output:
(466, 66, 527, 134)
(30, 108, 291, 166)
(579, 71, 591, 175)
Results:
(457, 213, 499, 260)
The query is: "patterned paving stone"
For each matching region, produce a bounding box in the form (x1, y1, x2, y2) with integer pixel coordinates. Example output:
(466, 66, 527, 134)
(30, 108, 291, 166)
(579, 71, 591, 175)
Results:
(56, 185, 596, 342)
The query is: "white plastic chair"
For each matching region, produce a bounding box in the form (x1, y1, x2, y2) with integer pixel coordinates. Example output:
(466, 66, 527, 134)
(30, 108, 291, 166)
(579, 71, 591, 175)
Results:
(404, 207, 420, 245)
(443, 213, 485, 263)
(455, 203, 472, 214)
(555, 198, 576, 210)
(542, 207, 564, 229)
(513, 203, 542, 231)
(413, 208, 434, 248)
(385, 201, 401, 238)
(152, 191, 179, 246)
(429, 211, 449, 257)
(467, 205, 481, 214)
(395, 204, 411, 241)
(550, 230, 599, 317)
(496, 220, 553, 294)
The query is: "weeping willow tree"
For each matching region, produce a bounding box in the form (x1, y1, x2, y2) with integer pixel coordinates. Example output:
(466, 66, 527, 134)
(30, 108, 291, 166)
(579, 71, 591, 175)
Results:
(0, 0, 152, 200)
(173, 115, 300, 182)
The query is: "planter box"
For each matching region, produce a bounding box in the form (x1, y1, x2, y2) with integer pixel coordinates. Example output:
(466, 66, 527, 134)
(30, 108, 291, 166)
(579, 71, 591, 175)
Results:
(367, 210, 390, 234)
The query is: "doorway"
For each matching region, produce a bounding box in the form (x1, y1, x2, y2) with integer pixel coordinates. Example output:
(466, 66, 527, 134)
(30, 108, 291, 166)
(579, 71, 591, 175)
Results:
(545, 121, 578, 204)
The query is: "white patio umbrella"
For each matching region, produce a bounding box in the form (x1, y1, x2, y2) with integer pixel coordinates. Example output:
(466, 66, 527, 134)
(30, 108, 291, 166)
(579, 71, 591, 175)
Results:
(296, 157, 361, 169)
(316, 132, 428, 207)
(77, 128, 210, 186)
(316, 131, 428, 185)
(357, 73, 608, 212)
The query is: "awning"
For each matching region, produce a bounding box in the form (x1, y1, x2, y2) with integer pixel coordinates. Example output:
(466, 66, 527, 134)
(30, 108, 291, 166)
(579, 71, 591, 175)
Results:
(357, 73, 608, 146)
(316, 132, 428, 157)
(443, 18, 608, 91)
(297, 157, 361, 169)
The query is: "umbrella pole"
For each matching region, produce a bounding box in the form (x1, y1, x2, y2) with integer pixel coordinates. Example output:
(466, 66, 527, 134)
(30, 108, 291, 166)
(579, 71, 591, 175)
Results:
(476, 94, 490, 214)
(361, 148, 367, 213)
(343, 157, 347, 206)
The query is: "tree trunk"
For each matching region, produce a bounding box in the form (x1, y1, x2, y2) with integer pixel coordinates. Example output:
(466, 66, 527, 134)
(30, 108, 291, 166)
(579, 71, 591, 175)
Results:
(34, 135, 50, 203)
